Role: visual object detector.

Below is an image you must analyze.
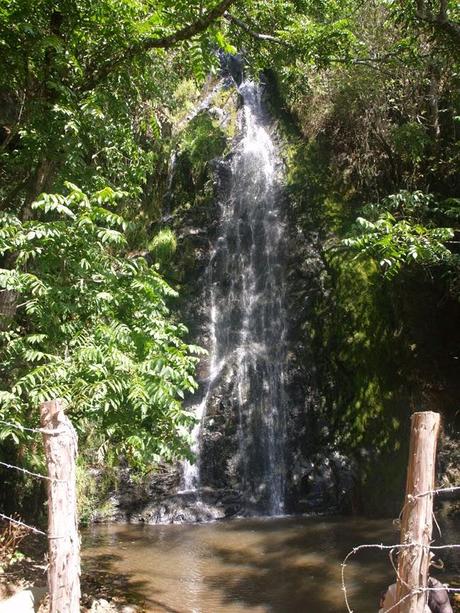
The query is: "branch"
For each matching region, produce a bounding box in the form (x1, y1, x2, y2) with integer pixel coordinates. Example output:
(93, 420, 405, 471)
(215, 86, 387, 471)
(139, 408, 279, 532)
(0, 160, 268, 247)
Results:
(325, 54, 402, 78)
(223, 13, 413, 72)
(135, 0, 237, 50)
(436, 17, 460, 44)
(85, 0, 238, 90)
(415, 0, 460, 47)
(438, 0, 448, 20)
(224, 12, 293, 48)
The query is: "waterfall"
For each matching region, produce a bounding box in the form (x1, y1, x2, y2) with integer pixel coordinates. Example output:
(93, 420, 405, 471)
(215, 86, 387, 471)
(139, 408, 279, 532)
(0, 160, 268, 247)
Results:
(183, 78, 288, 516)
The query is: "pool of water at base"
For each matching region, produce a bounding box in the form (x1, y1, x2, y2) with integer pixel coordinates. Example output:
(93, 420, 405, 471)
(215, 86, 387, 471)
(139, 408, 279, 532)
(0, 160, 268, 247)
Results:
(82, 515, 458, 613)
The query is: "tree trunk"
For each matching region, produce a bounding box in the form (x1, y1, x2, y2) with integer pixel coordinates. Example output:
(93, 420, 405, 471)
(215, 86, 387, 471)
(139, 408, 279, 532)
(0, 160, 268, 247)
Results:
(40, 399, 80, 613)
(21, 157, 56, 221)
(427, 62, 441, 146)
(0, 287, 18, 330)
(395, 411, 440, 613)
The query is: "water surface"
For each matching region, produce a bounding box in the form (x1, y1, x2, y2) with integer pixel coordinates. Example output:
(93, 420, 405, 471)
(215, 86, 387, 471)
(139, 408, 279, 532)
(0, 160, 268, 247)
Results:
(83, 515, 410, 612)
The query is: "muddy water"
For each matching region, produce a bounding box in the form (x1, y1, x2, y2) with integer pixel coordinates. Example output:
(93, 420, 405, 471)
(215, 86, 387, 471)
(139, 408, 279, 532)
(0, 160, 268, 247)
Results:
(81, 515, 434, 612)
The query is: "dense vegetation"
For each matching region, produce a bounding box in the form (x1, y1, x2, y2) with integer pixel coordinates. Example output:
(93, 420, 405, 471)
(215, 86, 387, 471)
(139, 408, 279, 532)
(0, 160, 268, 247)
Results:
(0, 0, 459, 518)
(266, 1, 460, 511)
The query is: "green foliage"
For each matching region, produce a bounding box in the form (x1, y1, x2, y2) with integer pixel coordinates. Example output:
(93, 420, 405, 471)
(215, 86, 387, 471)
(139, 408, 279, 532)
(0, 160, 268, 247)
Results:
(76, 462, 117, 526)
(170, 79, 201, 122)
(435, 198, 460, 221)
(320, 254, 404, 451)
(391, 123, 429, 164)
(362, 190, 434, 222)
(272, 0, 460, 197)
(179, 113, 227, 169)
(0, 0, 234, 221)
(0, 185, 204, 465)
(282, 14, 358, 67)
(343, 192, 455, 278)
(149, 227, 177, 265)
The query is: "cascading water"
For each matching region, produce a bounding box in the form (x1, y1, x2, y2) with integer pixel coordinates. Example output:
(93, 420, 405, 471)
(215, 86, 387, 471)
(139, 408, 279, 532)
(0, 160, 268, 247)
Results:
(183, 77, 288, 516)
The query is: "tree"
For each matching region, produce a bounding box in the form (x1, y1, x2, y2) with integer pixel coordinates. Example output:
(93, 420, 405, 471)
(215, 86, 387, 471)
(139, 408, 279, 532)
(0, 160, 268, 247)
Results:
(0, 0, 241, 219)
(0, 184, 203, 465)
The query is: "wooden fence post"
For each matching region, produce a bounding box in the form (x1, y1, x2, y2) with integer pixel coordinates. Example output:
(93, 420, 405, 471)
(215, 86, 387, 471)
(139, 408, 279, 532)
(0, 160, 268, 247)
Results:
(396, 411, 440, 613)
(40, 399, 80, 613)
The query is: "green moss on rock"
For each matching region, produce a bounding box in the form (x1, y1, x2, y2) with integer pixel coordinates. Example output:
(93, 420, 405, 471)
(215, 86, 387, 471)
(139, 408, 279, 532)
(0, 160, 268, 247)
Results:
(271, 76, 413, 515)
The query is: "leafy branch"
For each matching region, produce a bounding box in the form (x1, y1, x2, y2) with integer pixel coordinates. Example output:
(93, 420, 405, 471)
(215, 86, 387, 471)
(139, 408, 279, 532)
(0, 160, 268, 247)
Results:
(342, 192, 455, 278)
(85, 0, 239, 90)
(0, 184, 204, 466)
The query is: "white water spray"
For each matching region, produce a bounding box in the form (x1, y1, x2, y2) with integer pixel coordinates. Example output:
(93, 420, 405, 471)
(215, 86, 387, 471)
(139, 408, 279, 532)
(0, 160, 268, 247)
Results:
(183, 78, 288, 515)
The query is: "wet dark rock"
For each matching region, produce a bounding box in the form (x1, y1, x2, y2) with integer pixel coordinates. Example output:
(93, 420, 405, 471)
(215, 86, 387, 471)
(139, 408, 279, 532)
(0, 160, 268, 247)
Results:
(99, 74, 355, 525)
(107, 485, 243, 524)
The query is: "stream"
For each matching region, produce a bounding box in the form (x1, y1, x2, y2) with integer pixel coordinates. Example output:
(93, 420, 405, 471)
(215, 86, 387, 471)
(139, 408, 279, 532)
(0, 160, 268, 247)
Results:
(83, 515, 413, 612)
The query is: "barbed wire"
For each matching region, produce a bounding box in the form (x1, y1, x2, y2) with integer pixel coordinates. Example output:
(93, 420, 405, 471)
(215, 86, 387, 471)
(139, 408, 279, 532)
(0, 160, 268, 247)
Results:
(0, 512, 46, 536)
(341, 542, 460, 613)
(383, 586, 460, 613)
(388, 546, 410, 591)
(0, 418, 71, 541)
(416, 485, 460, 498)
(341, 479, 460, 612)
(432, 508, 442, 538)
(0, 418, 67, 436)
(341, 543, 412, 613)
(0, 512, 68, 541)
(0, 460, 66, 482)
(396, 485, 460, 532)
(0, 419, 42, 433)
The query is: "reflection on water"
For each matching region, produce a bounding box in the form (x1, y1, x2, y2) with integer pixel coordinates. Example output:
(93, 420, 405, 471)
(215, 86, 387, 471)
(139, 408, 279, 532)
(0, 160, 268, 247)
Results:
(82, 516, 455, 613)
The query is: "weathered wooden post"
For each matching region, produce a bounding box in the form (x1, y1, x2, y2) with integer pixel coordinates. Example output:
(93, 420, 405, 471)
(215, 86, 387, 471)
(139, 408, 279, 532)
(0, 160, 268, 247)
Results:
(396, 411, 440, 613)
(40, 399, 80, 613)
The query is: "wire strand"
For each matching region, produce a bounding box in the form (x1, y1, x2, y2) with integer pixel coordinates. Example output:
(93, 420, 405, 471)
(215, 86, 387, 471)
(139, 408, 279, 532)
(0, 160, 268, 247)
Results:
(0, 419, 67, 436)
(0, 419, 43, 434)
(384, 587, 460, 613)
(341, 543, 460, 613)
(416, 485, 460, 498)
(0, 460, 66, 482)
(0, 512, 46, 536)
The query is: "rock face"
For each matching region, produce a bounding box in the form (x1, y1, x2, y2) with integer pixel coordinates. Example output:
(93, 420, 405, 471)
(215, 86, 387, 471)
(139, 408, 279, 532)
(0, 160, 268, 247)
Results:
(106, 64, 355, 525)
